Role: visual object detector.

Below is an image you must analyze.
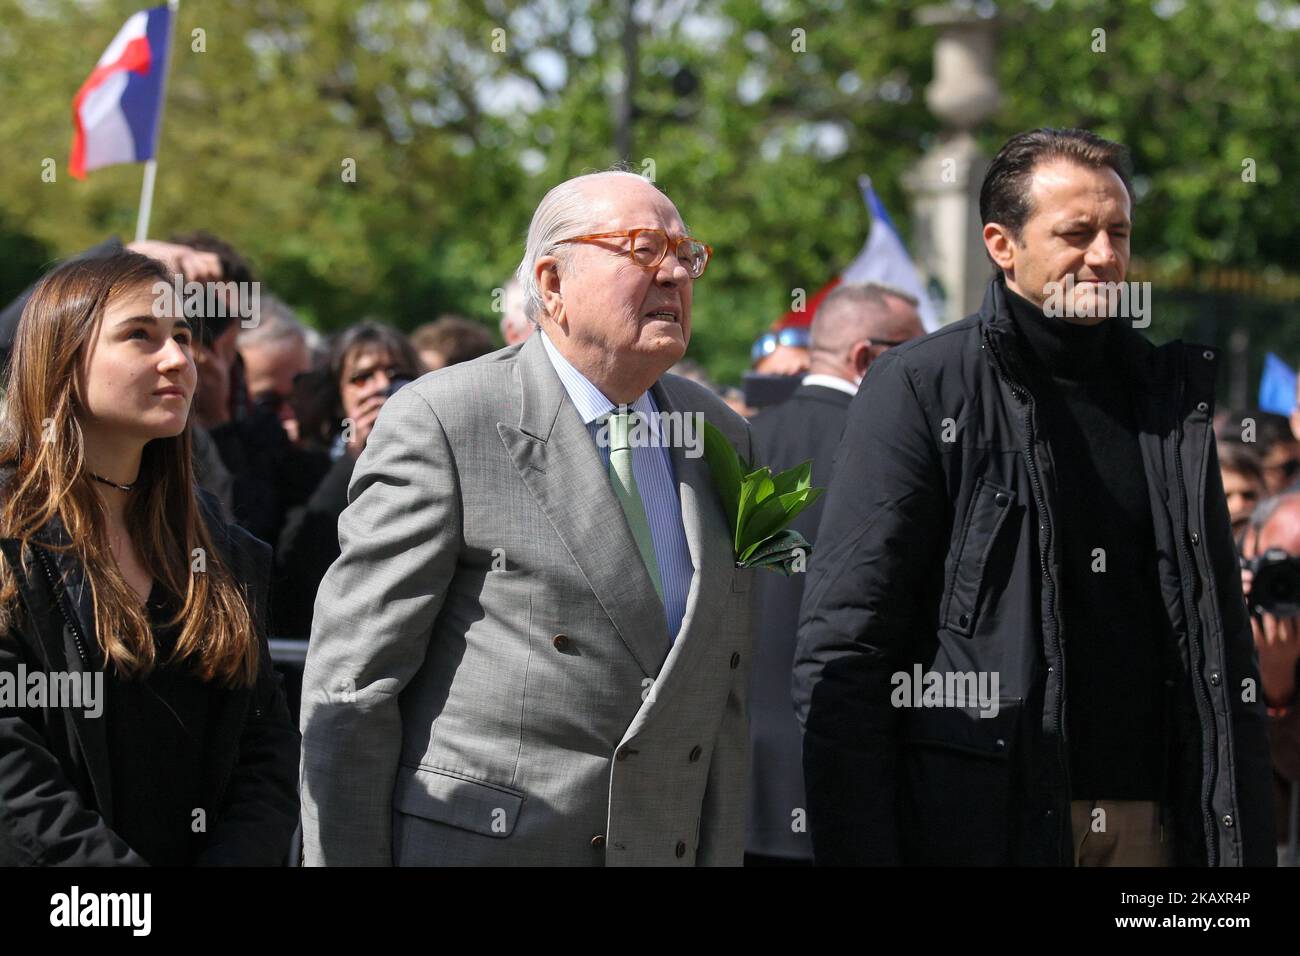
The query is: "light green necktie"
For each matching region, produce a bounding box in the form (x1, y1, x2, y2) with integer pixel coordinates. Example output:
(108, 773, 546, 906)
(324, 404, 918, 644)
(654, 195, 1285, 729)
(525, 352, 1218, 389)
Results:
(605, 407, 664, 604)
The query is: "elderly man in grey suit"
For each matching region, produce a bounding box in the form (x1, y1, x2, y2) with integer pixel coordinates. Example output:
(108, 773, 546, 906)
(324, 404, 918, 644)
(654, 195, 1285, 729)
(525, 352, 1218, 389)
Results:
(300, 170, 754, 866)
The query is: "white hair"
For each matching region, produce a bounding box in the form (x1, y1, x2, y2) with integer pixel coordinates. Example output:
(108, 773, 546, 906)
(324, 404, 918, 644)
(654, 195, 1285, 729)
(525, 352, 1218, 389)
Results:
(514, 169, 659, 328)
(237, 292, 307, 350)
(498, 277, 529, 339)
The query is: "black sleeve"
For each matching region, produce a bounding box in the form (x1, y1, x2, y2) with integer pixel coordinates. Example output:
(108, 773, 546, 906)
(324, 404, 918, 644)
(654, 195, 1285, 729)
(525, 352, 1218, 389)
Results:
(209, 410, 331, 550)
(196, 539, 301, 866)
(272, 456, 353, 638)
(195, 631, 301, 865)
(0, 610, 146, 866)
(792, 353, 948, 865)
(1203, 431, 1278, 865)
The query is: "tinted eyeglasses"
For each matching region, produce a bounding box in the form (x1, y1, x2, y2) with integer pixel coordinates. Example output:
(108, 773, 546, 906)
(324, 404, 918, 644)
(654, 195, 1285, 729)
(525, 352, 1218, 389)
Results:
(555, 228, 712, 279)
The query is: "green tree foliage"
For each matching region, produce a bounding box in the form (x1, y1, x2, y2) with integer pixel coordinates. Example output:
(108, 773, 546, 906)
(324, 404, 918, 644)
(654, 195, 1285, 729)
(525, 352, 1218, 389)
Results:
(0, 0, 1294, 385)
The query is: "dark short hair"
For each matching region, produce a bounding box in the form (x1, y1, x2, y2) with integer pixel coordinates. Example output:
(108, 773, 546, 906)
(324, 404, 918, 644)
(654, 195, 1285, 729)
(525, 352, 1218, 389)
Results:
(979, 127, 1135, 243)
(166, 230, 258, 346)
(410, 315, 495, 367)
(328, 321, 422, 392)
(167, 230, 257, 286)
(1218, 409, 1297, 451)
(1218, 441, 1265, 488)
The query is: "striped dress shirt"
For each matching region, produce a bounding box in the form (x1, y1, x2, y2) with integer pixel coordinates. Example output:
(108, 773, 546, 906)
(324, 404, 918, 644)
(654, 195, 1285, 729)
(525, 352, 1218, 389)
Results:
(539, 331, 694, 643)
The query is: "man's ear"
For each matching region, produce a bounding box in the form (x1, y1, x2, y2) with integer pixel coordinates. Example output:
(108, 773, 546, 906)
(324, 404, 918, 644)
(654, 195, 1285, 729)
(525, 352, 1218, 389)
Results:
(983, 222, 1019, 275)
(535, 254, 564, 328)
(850, 341, 872, 379)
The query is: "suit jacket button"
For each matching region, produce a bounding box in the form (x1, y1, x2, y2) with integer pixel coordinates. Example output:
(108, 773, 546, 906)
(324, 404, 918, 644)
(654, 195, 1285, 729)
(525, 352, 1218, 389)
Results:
(729, 652, 741, 669)
(553, 634, 570, 651)
(689, 745, 702, 762)
(591, 834, 605, 848)
(675, 841, 686, 858)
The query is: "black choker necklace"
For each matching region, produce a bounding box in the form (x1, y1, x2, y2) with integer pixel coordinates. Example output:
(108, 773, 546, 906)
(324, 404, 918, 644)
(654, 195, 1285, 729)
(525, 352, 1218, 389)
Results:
(88, 472, 135, 493)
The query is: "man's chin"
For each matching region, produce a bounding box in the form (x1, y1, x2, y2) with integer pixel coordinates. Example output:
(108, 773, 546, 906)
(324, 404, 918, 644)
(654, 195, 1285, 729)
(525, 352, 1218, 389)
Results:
(638, 326, 688, 366)
(643, 318, 687, 343)
(1071, 287, 1114, 323)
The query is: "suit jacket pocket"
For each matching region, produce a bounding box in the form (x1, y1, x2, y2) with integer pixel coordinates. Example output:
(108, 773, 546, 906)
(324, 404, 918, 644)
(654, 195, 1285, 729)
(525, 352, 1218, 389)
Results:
(941, 477, 1015, 637)
(392, 764, 524, 838)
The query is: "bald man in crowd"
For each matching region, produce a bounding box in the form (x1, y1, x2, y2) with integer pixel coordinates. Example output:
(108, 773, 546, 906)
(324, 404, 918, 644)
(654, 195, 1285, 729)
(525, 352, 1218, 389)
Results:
(745, 281, 924, 864)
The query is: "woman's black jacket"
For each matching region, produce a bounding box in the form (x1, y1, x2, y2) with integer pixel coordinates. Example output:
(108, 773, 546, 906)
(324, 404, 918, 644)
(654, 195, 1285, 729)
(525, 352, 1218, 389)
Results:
(0, 468, 300, 865)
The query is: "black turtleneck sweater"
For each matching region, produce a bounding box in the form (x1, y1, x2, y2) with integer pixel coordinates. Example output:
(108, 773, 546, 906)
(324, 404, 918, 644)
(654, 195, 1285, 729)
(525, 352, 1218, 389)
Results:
(1005, 286, 1168, 801)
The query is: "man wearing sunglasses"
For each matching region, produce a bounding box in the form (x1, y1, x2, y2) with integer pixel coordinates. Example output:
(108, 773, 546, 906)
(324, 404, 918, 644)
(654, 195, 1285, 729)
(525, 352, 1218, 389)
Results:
(751, 326, 812, 377)
(301, 169, 754, 866)
(747, 281, 923, 865)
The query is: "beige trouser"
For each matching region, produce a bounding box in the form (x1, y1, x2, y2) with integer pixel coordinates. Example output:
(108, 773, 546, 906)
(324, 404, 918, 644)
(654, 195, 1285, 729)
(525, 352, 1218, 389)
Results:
(1070, 799, 1175, 866)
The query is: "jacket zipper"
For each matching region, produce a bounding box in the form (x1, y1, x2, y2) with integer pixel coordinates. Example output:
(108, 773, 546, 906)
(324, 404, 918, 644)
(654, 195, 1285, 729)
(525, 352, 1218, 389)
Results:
(25, 526, 264, 825)
(33, 546, 91, 668)
(984, 331, 1073, 854)
(1169, 390, 1220, 864)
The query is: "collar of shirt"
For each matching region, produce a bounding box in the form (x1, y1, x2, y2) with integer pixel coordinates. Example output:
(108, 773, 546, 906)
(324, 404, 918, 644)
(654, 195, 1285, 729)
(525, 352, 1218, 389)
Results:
(800, 372, 859, 397)
(539, 330, 660, 425)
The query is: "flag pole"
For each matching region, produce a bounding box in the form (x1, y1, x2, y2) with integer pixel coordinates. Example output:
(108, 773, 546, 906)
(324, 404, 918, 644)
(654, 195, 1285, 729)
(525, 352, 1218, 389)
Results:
(134, 160, 158, 243)
(134, 0, 180, 243)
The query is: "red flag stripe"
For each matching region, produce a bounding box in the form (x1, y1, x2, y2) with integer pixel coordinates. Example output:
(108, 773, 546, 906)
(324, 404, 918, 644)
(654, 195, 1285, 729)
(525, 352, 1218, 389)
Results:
(69, 36, 153, 180)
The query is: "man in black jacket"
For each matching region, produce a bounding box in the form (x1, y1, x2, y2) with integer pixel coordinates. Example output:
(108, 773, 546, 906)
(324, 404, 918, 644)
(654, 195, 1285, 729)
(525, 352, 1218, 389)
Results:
(747, 282, 922, 864)
(794, 127, 1275, 866)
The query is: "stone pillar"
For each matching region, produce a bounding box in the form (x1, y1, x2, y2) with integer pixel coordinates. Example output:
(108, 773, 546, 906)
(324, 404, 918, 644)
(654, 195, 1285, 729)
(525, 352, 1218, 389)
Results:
(903, 5, 1001, 324)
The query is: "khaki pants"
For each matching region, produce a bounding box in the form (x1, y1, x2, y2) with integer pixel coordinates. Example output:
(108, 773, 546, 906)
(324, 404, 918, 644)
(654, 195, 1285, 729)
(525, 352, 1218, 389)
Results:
(1070, 799, 1175, 866)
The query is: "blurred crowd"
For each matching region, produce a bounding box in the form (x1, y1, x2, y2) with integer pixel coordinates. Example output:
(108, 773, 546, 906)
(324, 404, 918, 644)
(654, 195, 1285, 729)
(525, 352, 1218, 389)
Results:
(1212, 406, 1300, 857)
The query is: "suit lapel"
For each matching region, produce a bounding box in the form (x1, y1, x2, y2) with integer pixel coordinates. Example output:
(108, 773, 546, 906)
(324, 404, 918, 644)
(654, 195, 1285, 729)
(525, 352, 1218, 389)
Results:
(619, 378, 738, 739)
(498, 334, 671, 677)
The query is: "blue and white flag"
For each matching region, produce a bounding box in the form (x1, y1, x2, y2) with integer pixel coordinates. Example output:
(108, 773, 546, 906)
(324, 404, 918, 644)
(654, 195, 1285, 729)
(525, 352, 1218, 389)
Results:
(840, 176, 940, 332)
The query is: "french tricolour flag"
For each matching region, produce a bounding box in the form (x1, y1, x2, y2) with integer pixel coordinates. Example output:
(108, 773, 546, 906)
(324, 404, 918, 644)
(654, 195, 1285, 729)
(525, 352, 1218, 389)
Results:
(69, 5, 173, 180)
(777, 176, 940, 333)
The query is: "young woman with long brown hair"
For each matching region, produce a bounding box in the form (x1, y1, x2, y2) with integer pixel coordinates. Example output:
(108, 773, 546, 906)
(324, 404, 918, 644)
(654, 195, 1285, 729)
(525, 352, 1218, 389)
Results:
(0, 250, 299, 865)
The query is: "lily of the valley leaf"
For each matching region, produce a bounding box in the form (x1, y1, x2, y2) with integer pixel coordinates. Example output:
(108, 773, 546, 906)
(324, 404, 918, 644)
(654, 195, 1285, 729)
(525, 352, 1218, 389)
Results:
(702, 421, 824, 573)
